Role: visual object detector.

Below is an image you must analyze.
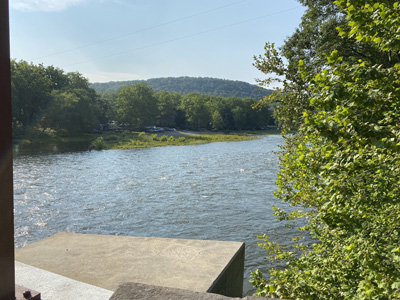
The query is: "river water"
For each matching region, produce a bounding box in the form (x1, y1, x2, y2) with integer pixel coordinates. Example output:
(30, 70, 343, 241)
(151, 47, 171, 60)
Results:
(13, 135, 297, 296)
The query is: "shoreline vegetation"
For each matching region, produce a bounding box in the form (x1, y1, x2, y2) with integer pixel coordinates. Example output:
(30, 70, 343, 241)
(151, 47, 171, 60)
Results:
(14, 129, 281, 152)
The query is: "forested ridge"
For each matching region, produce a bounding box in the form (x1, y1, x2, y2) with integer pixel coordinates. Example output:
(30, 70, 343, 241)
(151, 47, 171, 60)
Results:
(90, 76, 272, 99)
(11, 60, 273, 138)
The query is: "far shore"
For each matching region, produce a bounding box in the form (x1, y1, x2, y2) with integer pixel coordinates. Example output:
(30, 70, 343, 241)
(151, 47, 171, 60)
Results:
(99, 130, 278, 150)
(13, 129, 281, 152)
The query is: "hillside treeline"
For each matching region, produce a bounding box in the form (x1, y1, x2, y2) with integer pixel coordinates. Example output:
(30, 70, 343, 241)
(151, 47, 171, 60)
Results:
(11, 60, 273, 137)
(90, 76, 273, 99)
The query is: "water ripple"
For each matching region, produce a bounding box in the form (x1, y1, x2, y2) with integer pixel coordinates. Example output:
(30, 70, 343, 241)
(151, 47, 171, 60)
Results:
(13, 135, 297, 295)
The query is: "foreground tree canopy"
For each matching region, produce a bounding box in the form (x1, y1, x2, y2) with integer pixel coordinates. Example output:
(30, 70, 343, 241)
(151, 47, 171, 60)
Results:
(11, 62, 100, 135)
(10, 62, 273, 137)
(252, 1, 400, 299)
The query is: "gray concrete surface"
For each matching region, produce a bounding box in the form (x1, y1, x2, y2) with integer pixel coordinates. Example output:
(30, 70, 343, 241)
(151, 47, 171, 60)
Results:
(110, 282, 285, 300)
(15, 233, 245, 297)
(15, 261, 113, 300)
(208, 242, 244, 297)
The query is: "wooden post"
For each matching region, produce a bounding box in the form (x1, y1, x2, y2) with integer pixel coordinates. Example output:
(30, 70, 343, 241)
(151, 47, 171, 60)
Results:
(0, 1, 16, 299)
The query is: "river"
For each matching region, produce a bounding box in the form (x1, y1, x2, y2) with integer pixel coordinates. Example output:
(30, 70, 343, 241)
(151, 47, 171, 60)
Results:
(13, 135, 297, 296)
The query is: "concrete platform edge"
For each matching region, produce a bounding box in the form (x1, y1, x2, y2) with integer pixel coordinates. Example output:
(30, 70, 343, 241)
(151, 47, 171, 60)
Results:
(15, 233, 245, 295)
(207, 243, 245, 297)
(15, 261, 113, 300)
(110, 282, 287, 300)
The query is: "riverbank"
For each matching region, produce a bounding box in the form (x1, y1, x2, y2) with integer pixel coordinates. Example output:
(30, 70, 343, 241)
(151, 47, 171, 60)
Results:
(94, 131, 259, 150)
(13, 130, 280, 153)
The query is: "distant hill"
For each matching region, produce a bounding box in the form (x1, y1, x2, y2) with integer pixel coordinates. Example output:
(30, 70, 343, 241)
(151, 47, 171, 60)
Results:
(90, 76, 272, 100)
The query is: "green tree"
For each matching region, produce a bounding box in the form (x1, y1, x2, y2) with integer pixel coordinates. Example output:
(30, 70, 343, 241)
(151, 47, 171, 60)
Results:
(179, 93, 211, 129)
(97, 91, 117, 125)
(211, 110, 225, 131)
(155, 90, 180, 128)
(232, 106, 245, 130)
(206, 96, 229, 131)
(254, 0, 399, 134)
(11, 60, 52, 135)
(116, 83, 158, 130)
(44, 65, 70, 91)
(11, 61, 101, 135)
(42, 89, 99, 134)
(39, 72, 99, 134)
(242, 98, 261, 130)
(252, 1, 400, 299)
(229, 97, 269, 130)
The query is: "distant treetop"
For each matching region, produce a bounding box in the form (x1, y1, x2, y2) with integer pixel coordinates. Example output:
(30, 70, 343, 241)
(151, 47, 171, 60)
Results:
(90, 76, 273, 100)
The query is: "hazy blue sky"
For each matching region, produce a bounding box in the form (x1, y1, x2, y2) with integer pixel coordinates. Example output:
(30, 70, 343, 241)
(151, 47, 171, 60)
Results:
(9, 0, 305, 84)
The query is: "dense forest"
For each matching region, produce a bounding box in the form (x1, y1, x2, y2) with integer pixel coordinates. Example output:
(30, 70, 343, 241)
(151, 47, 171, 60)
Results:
(11, 60, 273, 138)
(90, 76, 272, 99)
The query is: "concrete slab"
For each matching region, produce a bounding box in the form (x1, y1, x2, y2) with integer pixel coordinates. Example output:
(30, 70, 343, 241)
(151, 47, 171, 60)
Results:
(15, 233, 245, 297)
(110, 282, 269, 300)
(15, 261, 113, 300)
(111, 282, 225, 300)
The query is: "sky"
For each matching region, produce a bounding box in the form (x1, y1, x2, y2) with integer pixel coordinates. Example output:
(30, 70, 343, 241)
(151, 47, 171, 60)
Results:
(9, 0, 305, 85)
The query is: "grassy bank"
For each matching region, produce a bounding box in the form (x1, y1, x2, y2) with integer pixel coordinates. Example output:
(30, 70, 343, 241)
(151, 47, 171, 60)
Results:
(14, 133, 97, 146)
(13, 133, 99, 154)
(90, 131, 261, 150)
(14, 129, 280, 152)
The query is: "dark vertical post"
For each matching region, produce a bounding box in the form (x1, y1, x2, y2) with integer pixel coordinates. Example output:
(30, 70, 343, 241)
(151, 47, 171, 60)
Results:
(0, 1, 15, 300)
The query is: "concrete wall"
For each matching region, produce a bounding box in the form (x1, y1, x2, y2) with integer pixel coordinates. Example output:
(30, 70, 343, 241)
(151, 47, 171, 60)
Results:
(207, 243, 245, 297)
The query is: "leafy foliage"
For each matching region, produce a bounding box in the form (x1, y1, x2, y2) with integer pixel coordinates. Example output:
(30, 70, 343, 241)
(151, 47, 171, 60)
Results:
(104, 131, 257, 149)
(89, 136, 106, 150)
(116, 83, 158, 130)
(43, 74, 99, 134)
(156, 90, 181, 128)
(11, 61, 100, 136)
(11, 62, 273, 136)
(253, 0, 398, 133)
(252, 1, 400, 299)
(177, 93, 272, 130)
(11, 60, 52, 135)
(90, 76, 272, 99)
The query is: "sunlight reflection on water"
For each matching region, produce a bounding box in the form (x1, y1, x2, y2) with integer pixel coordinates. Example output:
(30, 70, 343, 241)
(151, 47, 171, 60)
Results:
(13, 135, 299, 295)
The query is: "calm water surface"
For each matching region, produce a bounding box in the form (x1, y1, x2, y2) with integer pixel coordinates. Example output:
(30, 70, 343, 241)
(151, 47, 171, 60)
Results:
(13, 135, 297, 295)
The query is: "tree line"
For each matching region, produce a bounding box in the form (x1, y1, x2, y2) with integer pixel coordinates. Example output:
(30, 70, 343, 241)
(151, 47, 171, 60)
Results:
(11, 60, 273, 137)
(90, 76, 273, 99)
